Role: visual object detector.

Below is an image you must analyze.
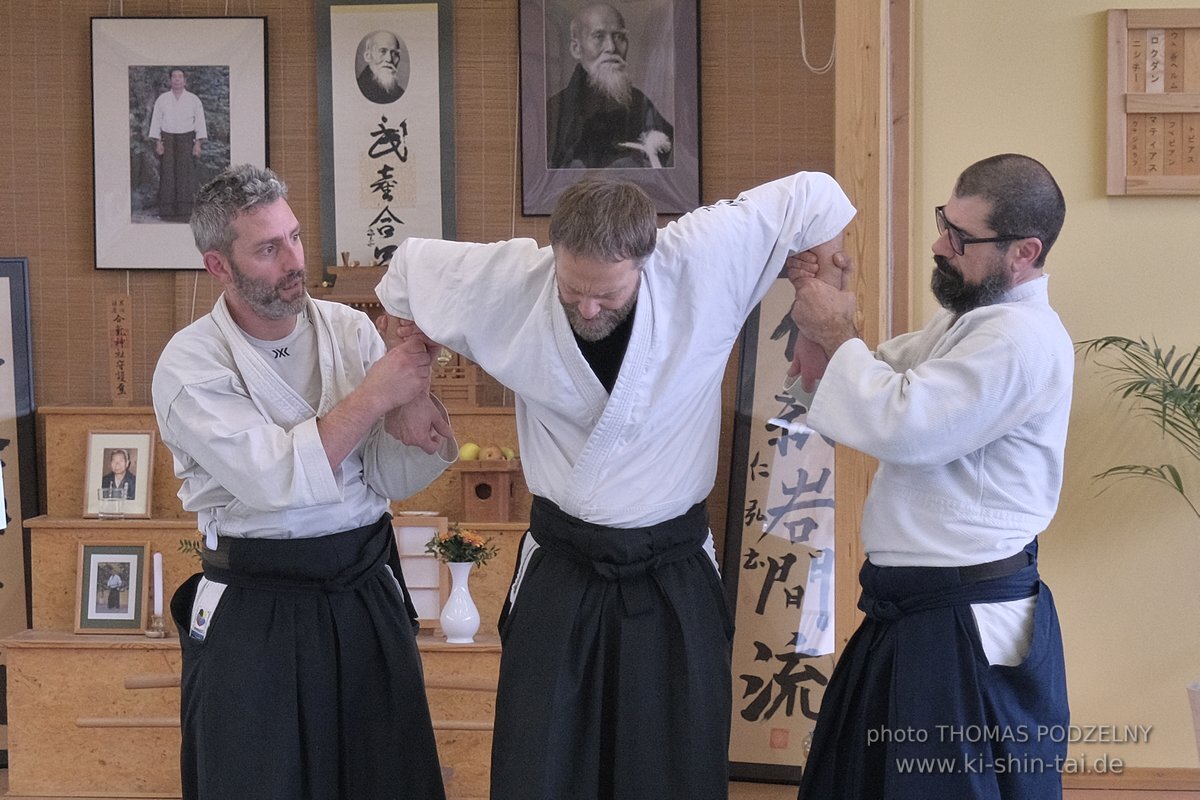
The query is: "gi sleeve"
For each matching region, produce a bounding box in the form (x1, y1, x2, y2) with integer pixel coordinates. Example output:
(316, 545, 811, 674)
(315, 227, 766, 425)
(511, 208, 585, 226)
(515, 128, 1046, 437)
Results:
(807, 316, 1066, 467)
(157, 379, 342, 512)
(375, 237, 556, 379)
(655, 171, 857, 322)
(360, 398, 456, 500)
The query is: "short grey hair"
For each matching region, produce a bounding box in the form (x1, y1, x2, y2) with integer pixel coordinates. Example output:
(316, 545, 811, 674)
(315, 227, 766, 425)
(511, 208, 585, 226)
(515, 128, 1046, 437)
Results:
(548, 178, 656, 267)
(190, 164, 288, 256)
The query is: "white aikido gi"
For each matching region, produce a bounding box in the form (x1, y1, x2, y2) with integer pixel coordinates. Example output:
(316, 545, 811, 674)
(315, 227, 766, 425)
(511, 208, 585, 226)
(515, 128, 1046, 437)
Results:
(789, 275, 1073, 800)
(152, 293, 452, 800)
(377, 172, 856, 527)
(790, 274, 1073, 664)
(378, 171, 854, 800)
(153, 294, 450, 548)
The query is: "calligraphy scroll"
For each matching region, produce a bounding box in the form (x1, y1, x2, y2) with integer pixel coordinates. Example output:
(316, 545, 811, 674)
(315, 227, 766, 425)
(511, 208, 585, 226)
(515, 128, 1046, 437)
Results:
(725, 278, 836, 782)
(106, 294, 132, 406)
(316, 0, 455, 270)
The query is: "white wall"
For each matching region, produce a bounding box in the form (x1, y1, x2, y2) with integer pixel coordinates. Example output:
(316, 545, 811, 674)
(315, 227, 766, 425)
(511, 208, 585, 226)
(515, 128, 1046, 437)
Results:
(914, 0, 1200, 768)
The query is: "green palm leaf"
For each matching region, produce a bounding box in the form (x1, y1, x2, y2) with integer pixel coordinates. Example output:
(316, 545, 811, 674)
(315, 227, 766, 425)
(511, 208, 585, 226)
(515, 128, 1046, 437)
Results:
(1078, 336, 1200, 520)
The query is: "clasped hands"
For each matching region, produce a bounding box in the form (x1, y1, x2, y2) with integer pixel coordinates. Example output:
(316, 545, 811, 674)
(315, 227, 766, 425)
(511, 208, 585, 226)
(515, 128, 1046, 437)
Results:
(375, 314, 454, 455)
(787, 246, 859, 392)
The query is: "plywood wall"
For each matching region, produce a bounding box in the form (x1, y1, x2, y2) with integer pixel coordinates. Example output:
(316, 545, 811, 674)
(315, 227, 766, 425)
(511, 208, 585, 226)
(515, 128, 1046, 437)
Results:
(0, 0, 835, 540)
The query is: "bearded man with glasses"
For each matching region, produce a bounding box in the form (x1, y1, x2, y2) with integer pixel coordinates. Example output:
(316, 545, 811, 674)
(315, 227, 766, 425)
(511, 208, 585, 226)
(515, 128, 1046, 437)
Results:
(785, 153, 1073, 800)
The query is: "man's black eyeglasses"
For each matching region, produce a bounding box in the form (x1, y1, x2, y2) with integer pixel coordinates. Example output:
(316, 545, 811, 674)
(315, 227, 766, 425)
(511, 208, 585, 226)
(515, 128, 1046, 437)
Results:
(935, 205, 1035, 256)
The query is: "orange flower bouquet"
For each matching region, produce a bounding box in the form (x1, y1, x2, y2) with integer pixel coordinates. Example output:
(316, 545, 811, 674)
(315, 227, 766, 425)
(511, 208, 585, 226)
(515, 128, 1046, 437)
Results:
(425, 523, 498, 567)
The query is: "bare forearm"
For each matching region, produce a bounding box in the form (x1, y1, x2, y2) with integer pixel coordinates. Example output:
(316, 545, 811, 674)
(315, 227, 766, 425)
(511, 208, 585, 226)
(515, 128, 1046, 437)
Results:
(317, 387, 391, 468)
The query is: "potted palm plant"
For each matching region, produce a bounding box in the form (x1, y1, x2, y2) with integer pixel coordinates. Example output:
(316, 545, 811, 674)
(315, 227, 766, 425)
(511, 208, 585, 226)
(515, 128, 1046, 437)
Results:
(1078, 335, 1200, 763)
(1078, 336, 1199, 519)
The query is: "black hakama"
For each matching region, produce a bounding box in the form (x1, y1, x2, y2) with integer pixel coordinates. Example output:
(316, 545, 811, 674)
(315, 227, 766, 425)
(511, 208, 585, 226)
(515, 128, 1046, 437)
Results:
(799, 541, 1068, 800)
(158, 131, 197, 220)
(169, 515, 445, 800)
(491, 497, 734, 800)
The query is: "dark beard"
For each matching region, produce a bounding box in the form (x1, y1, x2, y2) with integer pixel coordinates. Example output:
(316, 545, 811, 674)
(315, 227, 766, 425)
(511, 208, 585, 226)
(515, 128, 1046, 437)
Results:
(930, 255, 1011, 316)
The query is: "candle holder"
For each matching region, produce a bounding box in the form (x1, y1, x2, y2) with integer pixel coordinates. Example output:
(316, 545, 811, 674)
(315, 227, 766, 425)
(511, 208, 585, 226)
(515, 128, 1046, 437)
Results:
(144, 613, 168, 639)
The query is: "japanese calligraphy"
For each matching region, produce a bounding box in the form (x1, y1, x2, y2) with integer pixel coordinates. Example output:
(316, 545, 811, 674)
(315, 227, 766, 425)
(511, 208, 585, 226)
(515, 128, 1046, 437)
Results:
(739, 637, 829, 723)
(106, 294, 131, 405)
(365, 116, 411, 264)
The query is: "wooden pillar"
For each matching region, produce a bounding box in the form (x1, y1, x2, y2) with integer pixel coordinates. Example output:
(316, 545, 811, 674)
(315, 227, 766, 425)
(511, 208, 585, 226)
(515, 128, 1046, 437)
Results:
(832, 0, 899, 653)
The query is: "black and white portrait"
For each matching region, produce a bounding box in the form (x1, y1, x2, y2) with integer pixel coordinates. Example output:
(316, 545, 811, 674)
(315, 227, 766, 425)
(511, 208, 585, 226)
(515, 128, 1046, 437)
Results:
(546, 2, 675, 169)
(356, 29, 411, 104)
(520, 0, 698, 215)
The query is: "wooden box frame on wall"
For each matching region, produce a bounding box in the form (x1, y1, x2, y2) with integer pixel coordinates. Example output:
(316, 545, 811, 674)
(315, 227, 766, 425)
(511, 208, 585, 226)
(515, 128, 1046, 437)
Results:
(1107, 8, 1200, 195)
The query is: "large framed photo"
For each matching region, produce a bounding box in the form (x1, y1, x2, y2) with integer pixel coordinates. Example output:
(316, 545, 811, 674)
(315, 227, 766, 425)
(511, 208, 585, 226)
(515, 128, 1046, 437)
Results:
(722, 281, 839, 782)
(519, 0, 699, 215)
(315, 0, 456, 271)
(90, 17, 268, 269)
(82, 431, 155, 520)
(75, 541, 150, 634)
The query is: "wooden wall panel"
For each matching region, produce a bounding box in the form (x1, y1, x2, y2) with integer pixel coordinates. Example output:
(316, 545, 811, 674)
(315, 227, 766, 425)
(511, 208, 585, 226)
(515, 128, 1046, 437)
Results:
(0, 0, 835, 542)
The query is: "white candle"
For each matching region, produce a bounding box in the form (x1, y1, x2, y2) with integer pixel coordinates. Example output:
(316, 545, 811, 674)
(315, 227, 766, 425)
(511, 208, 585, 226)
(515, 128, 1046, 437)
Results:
(153, 552, 164, 617)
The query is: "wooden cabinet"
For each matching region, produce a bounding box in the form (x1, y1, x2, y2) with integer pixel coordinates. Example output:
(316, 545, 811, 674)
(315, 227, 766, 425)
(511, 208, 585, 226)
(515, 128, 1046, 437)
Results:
(3, 406, 526, 799)
(5, 631, 182, 799)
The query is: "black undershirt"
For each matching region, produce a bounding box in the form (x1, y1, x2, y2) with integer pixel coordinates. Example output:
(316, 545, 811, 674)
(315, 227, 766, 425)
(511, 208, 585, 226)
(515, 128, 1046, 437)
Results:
(573, 304, 636, 393)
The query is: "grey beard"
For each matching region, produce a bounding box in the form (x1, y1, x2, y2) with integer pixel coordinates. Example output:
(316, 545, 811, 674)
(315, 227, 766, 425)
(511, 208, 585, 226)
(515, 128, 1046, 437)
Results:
(562, 294, 636, 342)
(232, 268, 308, 321)
(587, 63, 633, 107)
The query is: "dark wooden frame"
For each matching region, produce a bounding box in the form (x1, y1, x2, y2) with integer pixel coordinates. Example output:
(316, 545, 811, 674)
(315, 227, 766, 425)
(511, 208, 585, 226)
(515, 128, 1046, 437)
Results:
(518, 0, 700, 214)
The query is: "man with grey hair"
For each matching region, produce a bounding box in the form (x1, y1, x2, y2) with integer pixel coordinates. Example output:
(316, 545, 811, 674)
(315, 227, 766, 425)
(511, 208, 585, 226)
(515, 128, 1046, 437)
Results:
(377, 170, 856, 799)
(153, 163, 456, 799)
(547, 3, 674, 169)
(358, 30, 406, 104)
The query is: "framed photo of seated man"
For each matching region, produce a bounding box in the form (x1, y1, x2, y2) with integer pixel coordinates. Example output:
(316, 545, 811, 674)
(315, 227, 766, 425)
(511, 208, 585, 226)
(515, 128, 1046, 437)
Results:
(519, 0, 699, 214)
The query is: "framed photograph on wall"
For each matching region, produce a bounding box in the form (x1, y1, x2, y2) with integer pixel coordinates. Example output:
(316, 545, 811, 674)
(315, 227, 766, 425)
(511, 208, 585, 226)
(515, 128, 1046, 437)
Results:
(75, 541, 151, 633)
(722, 281, 840, 782)
(90, 16, 268, 269)
(82, 431, 155, 520)
(519, 0, 699, 215)
(0, 258, 39, 630)
(314, 0, 456, 272)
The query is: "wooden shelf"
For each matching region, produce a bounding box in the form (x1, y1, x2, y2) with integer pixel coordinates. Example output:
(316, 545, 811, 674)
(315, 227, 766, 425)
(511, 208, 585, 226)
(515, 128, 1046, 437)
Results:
(450, 458, 521, 473)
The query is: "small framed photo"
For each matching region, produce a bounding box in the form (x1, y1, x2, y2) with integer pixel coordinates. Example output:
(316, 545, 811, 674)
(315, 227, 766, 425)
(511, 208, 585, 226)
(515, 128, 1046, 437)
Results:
(83, 431, 155, 519)
(75, 541, 151, 633)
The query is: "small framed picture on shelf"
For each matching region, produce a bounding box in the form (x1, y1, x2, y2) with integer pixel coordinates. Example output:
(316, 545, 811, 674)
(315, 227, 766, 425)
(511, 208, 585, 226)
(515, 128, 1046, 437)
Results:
(83, 430, 155, 519)
(75, 541, 151, 633)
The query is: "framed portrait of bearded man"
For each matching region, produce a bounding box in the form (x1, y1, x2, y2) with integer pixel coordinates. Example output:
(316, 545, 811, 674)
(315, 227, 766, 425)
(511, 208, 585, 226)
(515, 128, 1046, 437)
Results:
(520, 0, 699, 214)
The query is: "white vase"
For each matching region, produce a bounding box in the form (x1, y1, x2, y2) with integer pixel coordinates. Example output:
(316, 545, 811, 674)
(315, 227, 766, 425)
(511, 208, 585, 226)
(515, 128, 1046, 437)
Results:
(440, 561, 480, 644)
